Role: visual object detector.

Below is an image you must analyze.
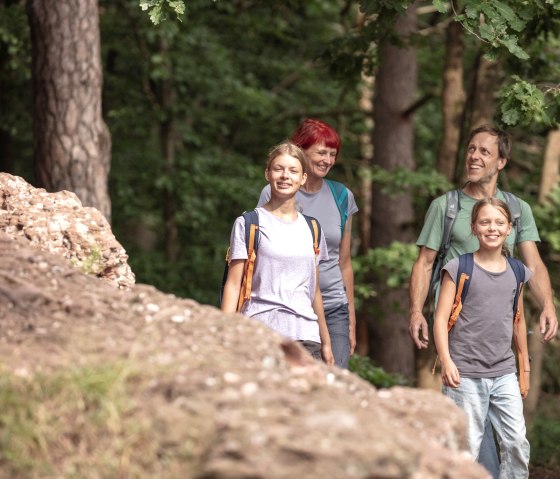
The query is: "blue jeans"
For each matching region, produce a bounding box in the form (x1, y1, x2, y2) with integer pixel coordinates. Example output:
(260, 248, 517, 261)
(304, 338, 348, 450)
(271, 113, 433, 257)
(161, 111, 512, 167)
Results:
(443, 373, 529, 479)
(324, 303, 350, 369)
(478, 417, 500, 479)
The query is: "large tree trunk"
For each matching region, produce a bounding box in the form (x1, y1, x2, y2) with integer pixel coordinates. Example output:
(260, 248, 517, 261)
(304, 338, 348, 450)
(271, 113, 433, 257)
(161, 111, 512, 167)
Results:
(368, 4, 418, 379)
(525, 128, 560, 422)
(27, 0, 111, 221)
(436, 20, 465, 182)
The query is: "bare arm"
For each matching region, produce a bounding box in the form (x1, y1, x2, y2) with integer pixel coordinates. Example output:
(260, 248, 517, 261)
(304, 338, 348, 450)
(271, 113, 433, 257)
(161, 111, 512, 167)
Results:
(339, 216, 356, 355)
(518, 241, 558, 341)
(220, 259, 245, 313)
(313, 267, 334, 366)
(408, 246, 437, 349)
(433, 272, 460, 387)
(516, 294, 531, 399)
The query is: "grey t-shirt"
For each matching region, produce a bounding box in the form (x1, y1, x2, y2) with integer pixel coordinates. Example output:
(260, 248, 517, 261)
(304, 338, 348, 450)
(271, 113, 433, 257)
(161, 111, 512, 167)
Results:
(442, 257, 532, 378)
(229, 207, 328, 342)
(258, 181, 358, 308)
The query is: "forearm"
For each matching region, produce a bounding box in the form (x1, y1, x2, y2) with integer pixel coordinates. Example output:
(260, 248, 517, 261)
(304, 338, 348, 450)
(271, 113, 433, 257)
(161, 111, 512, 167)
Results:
(409, 257, 432, 314)
(340, 259, 356, 327)
(313, 290, 331, 348)
(530, 261, 556, 312)
(221, 282, 240, 313)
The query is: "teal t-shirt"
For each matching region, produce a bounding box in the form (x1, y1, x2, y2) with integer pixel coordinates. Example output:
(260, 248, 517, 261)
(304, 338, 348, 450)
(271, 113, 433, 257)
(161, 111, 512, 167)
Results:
(416, 189, 540, 263)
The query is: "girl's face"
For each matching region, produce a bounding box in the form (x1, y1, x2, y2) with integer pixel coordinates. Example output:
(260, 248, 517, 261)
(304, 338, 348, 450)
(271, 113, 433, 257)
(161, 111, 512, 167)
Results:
(265, 154, 307, 198)
(304, 142, 337, 179)
(471, 204, 512, 249)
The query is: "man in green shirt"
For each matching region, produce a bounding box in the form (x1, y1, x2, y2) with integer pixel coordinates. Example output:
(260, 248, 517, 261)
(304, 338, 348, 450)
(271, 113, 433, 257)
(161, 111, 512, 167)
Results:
(408, 125, 558, 478)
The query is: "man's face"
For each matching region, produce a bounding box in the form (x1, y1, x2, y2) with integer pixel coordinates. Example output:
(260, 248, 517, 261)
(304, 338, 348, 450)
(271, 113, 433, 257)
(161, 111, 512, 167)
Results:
(465, 132, 507, 185)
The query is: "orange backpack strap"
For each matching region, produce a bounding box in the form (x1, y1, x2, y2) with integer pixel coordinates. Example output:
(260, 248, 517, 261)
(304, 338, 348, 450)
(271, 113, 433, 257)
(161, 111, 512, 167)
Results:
(447, 253, 473, 332)
(237, 220, 258, 312)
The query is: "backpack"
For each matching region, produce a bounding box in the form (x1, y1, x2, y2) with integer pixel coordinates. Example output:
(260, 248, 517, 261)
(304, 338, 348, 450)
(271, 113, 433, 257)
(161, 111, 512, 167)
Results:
(220, 209, 322, 312)
(325, 179, 349, 238)
(428, 189, 522, 307)
(445, 252, 528, 395)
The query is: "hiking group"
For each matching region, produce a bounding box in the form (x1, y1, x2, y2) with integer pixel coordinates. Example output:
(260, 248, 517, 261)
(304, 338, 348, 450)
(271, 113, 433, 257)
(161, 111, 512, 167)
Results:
(221, 120, 558, 479)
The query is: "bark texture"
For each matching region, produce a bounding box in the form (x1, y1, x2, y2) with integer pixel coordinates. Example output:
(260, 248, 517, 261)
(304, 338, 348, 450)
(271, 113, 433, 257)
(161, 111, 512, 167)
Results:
(369, 4, 418, 379)
(27, 0, 111, 221)
(437, 20, 465, 182)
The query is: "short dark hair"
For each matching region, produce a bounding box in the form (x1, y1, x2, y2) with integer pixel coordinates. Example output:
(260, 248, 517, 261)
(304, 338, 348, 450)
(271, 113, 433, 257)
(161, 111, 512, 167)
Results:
(467, 125, 510, 160)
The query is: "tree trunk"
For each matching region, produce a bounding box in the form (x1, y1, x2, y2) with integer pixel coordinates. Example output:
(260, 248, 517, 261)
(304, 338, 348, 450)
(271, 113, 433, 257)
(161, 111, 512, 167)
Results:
(158, 37, 178, 264)
(436, 20, 465, 183)
(469, 55, 502, 129)
(27, 0, 111, 221)
(525, 128, 560, 422)
(356, 71, 374, 357)
(368, 3, 418, 379)
(455, 54, 502, 184)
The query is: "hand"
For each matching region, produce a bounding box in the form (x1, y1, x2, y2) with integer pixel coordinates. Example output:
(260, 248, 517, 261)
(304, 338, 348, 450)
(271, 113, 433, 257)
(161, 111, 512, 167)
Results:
(440, 359, 460, 388)
(540, 307, 558, 342)
(322, 344, 334, 366)
(349, 324, 356, 355)
(409, 311, 429, 349)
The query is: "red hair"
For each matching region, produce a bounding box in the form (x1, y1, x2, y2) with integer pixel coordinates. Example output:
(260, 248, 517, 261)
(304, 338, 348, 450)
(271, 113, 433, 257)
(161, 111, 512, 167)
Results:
(290, 119, 341, 159)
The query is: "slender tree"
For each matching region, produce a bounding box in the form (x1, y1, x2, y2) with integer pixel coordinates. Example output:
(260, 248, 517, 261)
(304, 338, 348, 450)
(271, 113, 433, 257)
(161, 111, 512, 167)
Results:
(27, 0, 111, 220)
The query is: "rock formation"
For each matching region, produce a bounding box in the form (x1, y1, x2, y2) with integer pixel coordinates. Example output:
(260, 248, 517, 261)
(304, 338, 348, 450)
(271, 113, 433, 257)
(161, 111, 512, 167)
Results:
(0, 174, 489, 478)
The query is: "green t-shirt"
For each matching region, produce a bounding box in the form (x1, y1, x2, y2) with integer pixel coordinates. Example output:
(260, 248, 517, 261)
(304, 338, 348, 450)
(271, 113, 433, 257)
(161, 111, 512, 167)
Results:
(416, 189, 540, 263)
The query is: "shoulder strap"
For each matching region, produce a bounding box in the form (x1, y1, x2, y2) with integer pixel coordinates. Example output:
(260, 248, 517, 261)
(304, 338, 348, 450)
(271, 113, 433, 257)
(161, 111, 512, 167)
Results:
(429, 190, 461, 301)
(507, 256, 527, 396)
(325, 179, 349, 238)
(302, 214, 321, 257)
(447, 253, 473, 332)
(237, 210, 260, 312)
(502, 191, 522, 240)
(506, 257, 525, 319)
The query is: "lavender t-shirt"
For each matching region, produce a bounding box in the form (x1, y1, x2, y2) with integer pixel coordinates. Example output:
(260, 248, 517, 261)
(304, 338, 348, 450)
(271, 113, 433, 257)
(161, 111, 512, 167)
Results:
(442, 257, 532, 378)
(229, 207, 328, 342)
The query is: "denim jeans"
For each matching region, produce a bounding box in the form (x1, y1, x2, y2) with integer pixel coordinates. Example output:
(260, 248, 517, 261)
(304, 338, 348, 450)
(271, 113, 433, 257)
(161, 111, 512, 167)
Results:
(443, 373, 529, 479)
(324, 303, 350, 369)
(478, 416, 500, 479)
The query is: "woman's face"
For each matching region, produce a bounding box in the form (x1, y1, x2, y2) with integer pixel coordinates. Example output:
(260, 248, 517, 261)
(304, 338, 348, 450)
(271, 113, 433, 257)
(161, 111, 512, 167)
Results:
(304, 142, 337, 179)
(265, 154, 307, 198)
(471, 204, 512, 250)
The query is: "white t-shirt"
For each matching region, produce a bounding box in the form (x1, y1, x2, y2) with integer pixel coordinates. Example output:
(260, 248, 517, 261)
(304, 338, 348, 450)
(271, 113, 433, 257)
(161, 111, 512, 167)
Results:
(258, 181, 358, 308)
(229, 207, 328, 342)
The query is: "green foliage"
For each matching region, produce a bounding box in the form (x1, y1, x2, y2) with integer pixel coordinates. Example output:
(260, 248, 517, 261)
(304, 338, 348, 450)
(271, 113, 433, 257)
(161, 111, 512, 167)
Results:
(353, 242, 418, 308)
(139, 0, 186, 24)
(349, 354, 408, 388)
(533, 187, 560, 252)
(456, 0, 530, 59)
(368, 165, 452, 197)
(498, 75, 554, 126)
(529, 416, 560, 467)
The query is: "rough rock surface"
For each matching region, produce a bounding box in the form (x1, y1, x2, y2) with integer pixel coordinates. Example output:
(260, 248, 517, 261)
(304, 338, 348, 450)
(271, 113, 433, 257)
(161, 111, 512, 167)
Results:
(0, 173, 134, 289)
(0, 178, 490, 478)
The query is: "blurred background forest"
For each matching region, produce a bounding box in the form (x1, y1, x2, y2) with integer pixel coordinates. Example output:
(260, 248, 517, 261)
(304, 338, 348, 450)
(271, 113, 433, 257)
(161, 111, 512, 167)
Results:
(1, 0, 560, 471)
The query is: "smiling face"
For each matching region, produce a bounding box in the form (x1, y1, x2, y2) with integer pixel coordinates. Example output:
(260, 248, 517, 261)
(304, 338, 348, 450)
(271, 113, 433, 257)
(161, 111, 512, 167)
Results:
(265, 153, 307, 198)
(465, 132, 508, 186)
(304, 142, 337, 180)
(471, 203, 512, 250)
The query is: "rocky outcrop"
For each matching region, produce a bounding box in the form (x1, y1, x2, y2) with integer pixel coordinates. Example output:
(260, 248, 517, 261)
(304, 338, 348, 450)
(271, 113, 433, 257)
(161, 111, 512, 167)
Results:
(0, 176, 489, 478)
(0, 173, 134, 289)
